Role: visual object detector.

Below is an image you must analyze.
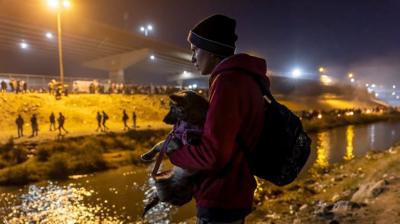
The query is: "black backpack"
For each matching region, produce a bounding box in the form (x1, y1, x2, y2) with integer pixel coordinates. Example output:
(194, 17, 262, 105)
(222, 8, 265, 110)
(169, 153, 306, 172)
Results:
(240, 72, 311, 186)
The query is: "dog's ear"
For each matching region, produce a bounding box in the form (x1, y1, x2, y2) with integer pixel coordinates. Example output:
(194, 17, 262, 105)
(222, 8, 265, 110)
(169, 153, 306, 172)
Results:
(169, 92, 187, 106)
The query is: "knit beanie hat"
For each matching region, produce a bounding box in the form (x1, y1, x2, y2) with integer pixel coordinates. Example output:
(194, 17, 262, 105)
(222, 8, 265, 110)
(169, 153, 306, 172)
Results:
(187, 14, 237, 57)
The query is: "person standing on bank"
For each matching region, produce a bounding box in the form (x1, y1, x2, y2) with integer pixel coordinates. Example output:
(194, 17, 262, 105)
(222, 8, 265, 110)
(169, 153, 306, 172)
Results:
(96, 111, 102, 132)
(30, 114, 39, 137)
(166, 15, 269, 224)
(16, 114, 24, 138)
(57, 112, 68, 135)
(132, 111, 137, 129)
(122, 109, 129, 131)
(49, 112, 56, 131)
(102, 111, 109, 131)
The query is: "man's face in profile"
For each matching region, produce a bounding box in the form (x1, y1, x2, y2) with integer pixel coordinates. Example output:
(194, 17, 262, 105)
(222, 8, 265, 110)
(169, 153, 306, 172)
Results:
(190, 44, 216, 75)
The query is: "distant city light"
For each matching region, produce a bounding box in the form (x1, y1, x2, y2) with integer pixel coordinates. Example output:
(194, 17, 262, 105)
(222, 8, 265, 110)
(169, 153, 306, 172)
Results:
(292, 68, 302, 78)
(149, 55, 155, 60)
(319, 67, 325, 73)
(188, 85, 193, 89)
(371, 84, 376, 88)
(317, 114, 323, 119)
(181, 71, 191, 79)
(375, 93, 379, 97)
(348, 73, 353, 78)
(192, 83, 198, 89)
(46, 32, 53, 39)
(393, 85, 396, 89)
(140, 24, 153, 36)
(397, 96, 400, 100)
(20, 42, 29, 49)
(47, 0, 59, 8)
(350, 78, 355, 83)
(392, 92, 396, 96)
(320, 75, 332, 85)
(63, 0, 71, 8)
(365, 83, 369, 87)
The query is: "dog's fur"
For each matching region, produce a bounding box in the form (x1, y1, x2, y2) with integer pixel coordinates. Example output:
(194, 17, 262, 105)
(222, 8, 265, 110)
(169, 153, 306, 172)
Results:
(141, 90, 208, 217)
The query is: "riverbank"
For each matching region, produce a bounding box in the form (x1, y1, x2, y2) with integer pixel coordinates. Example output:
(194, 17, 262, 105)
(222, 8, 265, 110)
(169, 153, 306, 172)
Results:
(0, 129, 169, 185)
(245, 144, 400, 224)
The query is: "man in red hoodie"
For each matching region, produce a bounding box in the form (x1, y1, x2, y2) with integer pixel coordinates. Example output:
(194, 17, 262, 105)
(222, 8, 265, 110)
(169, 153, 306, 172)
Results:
(168, 14, 270, 223)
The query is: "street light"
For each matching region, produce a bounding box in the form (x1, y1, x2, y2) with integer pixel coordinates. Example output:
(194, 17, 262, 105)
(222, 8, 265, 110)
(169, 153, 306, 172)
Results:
(20, 41, 29, 49)
(319, 67, 325, 73)
(46, 0, 71, 93)
(140, 24, 153, 36)
(292, 68, 302, 78)
(45, 32, 53, 39)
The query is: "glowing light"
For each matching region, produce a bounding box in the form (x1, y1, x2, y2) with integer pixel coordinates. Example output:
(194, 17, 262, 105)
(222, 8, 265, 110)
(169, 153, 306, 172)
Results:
(63, 0, 71, 8)
(140, 26, 145, 32)
(292, 68, 302, 78)
(344, 125, 355, 161)
(149, 55, 155, 60)
(47, 0, 59, 8)
(320, 75, 332, 85)
(365, 83, 369, 87)
(188, 85, 193, 89)
(350, 78, 355, 83)
(20, 42, 28, 49)
(317, 114, 323, 119)
(371, 84, 376, 88)
(345, 111, 354, 116)
(315, 132, 330, 168)
(46, 32, 53, 39)
(192, 83, 198, 89)
(319, 67, 325, 73)
(147, 25, 153, 31)
(366, 109, 372, 114)
(397, 96, 400, 100)
(375, 93, 379, 97)
(392, 92, 396, 96)
(348, 73, 353, 78)
(393, 85, 396, 89)
(181, 71, 191, 79)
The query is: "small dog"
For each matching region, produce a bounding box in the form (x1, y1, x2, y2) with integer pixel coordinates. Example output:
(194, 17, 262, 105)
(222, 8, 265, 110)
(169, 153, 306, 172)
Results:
(141, 90, 208, 217)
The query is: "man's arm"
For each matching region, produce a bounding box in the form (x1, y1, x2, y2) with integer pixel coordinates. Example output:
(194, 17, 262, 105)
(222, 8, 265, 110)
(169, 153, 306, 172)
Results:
(169, 76, 242, 171)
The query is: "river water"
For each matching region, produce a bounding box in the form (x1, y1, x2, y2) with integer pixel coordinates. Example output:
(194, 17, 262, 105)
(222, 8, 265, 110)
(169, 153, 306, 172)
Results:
(1, 121, 400, 223)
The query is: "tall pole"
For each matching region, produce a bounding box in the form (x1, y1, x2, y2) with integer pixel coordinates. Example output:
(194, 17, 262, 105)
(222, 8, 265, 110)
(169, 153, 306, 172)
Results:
(57, 10, 64, 92)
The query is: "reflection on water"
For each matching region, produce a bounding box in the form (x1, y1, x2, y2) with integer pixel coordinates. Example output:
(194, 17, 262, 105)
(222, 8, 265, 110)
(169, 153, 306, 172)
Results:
(0, 182, 127, 223)
(344, 125, 355, 161)
(309, 121, 400, 167)
(315, 131, 330, 168)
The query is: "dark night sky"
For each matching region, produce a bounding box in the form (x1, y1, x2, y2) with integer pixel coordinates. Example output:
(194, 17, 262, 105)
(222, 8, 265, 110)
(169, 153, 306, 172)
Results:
(78, 0, 400, 86)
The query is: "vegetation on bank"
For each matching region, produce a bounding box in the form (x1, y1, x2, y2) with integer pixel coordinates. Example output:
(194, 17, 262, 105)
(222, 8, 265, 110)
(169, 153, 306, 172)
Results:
(0, 130, 168, 185)
(302, 111, 400, 133)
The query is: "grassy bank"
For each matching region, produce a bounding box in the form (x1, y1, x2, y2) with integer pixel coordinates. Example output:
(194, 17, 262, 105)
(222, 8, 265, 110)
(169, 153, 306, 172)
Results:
(0, 129, 169, 185)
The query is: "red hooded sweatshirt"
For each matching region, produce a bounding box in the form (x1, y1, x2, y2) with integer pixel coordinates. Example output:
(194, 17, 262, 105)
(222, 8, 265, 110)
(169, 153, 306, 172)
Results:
(169, 53, 269, 215)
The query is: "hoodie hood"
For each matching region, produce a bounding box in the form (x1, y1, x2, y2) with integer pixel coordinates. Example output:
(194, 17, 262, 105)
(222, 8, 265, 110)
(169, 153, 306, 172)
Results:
(210, 53, 269, 88)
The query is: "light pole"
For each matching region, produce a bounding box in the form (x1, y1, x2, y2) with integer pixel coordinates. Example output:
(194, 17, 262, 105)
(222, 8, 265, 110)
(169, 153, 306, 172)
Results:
(140, 24, 153, 36)
(47, 0, 71, 93)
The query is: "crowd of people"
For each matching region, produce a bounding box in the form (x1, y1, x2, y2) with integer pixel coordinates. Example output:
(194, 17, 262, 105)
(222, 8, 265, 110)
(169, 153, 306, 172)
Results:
(1, 78, 208, 98)
(1, 79, 28, 94)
